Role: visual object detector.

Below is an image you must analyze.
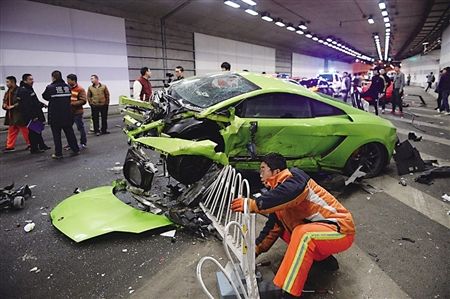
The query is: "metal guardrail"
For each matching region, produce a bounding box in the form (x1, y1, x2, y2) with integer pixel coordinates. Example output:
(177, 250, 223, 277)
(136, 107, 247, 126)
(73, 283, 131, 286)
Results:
(196, 166, 259, 299)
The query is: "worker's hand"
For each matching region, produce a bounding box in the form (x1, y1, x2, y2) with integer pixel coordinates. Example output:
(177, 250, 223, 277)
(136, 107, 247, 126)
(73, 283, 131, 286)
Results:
(230, 197, 259, 213)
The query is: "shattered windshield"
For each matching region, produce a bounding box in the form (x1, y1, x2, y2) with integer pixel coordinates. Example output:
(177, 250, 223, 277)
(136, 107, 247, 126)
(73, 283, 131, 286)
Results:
(168, 73, 260, 108)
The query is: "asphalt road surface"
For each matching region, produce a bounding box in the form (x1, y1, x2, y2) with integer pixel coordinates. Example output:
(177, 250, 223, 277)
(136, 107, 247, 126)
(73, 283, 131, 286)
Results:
(0, 86, 449, 298)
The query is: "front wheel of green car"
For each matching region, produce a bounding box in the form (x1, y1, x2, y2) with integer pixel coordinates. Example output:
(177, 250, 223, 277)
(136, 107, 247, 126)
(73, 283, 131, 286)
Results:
(166, 154, 213, 185)
(344, 142, 388, 178)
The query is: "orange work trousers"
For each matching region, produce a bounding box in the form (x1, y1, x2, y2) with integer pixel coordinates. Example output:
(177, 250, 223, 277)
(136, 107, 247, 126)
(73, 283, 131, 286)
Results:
(6, 125, 30, 149)
(273, 223, 354, 297)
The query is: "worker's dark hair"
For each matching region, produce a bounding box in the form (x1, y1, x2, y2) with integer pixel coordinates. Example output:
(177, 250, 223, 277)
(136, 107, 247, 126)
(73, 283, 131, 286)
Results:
(175, 66, 184, 72)
(140, 67, 149, 76)
(51, 70, 62, 81)
(91, 74, 98, 79)
(22, 73, 32, 81)
(6, 76, 17, 84)
(262, 153, 287, 171)
(67, 74, 77, 82)
(221, 62, 231, 71)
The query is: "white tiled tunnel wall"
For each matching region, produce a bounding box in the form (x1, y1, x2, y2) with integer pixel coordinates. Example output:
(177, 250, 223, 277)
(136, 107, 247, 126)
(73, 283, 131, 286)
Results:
(194, 33, 276, 75)
(292, 53, 325, 79)
(0, 0, 130, 117)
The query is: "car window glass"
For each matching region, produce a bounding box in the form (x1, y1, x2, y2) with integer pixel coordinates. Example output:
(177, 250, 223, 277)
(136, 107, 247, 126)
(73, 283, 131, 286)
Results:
(310, 98, 344, 117)
(239, 93, 312, 118)
(169, 73, 259, 108)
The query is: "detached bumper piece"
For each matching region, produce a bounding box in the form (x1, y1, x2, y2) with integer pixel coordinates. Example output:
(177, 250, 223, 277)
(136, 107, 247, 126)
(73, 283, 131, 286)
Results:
(50, 186, 173, 242)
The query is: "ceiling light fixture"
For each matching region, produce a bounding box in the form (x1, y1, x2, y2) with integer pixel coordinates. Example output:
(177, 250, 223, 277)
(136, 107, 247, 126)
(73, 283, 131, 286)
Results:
(384, 35, 390, 60)
(305, 32, 313, 38)
(275, 19, 285, 27)
(298, 22, 308, 30)
(378, 1, 386, 10)
(383, 17, 390, 23)
(286, 23, 296, 31)
(224, 0, 240, 8)
(240, 0, 256, 5)
(312, 36, 319, 41)
(326, 37, 333, 43)
(385, 28, 391, 32)
(385, 22, 391, 27)
(244, 8, 258, 16)
(296, 30, 304, 35)
(381, 10, 388, 16)
(368, 16, 374, 24)
(261, 12, 273, 22)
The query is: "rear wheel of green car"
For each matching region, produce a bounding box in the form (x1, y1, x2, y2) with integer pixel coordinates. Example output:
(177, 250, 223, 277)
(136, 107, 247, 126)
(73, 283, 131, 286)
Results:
(344, 142, 388, 178)
(166, 128, 224, 185)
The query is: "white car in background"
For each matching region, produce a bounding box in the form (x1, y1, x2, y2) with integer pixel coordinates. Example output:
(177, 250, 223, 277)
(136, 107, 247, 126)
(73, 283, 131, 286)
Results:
(318, 72, 342, 97)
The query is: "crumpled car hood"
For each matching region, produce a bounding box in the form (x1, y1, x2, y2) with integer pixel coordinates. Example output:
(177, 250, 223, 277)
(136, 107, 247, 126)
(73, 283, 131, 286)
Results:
(50, 186, 173, 242)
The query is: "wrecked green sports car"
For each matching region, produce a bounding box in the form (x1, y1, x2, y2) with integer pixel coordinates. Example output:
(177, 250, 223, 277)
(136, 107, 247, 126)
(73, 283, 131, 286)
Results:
(121, 72, 397, 187)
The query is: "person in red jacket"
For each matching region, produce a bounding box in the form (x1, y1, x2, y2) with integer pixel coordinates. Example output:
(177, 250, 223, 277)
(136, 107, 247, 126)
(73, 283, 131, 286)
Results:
(133, 67, 153, 101)
(231, 153, 355, 298)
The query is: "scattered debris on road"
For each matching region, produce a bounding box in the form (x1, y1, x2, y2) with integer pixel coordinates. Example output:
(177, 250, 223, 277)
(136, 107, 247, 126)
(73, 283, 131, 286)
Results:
(415, 166, 450, 185)
(399, 178, 407, 186)
(24, 222, 35, 232)
(1, 183, 32, 210)
(408, 131, 423, 142)
(441, 194, 450, 202)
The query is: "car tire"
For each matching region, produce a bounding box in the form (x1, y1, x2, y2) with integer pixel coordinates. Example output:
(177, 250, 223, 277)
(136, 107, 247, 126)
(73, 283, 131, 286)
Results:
(344, 142, 388, 178)
(166, 127, 224, 185)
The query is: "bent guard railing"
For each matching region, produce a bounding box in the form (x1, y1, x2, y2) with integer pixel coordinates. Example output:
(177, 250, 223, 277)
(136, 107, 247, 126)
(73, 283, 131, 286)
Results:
(196, 166, 259, 299)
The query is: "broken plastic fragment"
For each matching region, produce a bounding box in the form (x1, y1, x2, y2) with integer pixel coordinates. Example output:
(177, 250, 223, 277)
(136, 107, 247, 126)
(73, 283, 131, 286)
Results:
(441, 194, 450, 202)
(24, 223, 35, 232)
(344, 165, 366, 186)
(122, 249, 128, 253)
(29, 267, 38, 272)
(160, 230, 176, 238)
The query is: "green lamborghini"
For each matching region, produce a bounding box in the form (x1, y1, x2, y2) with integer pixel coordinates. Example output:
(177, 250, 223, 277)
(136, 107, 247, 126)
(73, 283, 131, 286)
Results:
(121, 72, 397, 187)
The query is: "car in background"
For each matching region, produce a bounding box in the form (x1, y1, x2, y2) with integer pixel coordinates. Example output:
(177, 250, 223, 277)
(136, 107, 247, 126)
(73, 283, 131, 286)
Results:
(121, 72, 397, 188)
(318, 72, 343, 96)
(299, 78, 334, 96)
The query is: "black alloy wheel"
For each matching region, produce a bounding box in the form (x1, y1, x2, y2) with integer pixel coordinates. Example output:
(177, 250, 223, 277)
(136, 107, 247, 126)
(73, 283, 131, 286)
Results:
(344, 142, 388, 178)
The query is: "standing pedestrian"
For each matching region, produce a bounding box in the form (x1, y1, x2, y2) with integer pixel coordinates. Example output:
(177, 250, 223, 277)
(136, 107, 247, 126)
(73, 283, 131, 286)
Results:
(340, 72, 351, 103)
(17, 74, 50, 154)
(173, 66, 185, 82)
(434, 69, 444, 110)
(42, 70, 79, 159)
(438, 67, 450, 115)
(87, 75, 110, 136)
(391, 65, 406, 117)
(406, 74, 411, 86)
(221, 62, 231, 71)
(2, 76, 30, 152)
(133, 67, 152, 101)
(425, 72, 435, 92)
(379, 68, 391, 114)
(361, 68, 384, 115)
(66, 74, 87, 149)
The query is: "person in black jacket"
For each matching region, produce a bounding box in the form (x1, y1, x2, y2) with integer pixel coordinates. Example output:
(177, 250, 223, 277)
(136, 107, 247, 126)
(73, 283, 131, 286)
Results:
(42, 70, 79, 159)
(438, 67, 450, 114)
(361, 68, 384, 115)
(17, 74, 50, 154)
(379, 68, 392, 114)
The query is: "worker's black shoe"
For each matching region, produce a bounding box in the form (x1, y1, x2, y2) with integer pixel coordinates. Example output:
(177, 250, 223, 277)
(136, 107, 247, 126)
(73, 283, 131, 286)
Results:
(315, 255, 339, 271)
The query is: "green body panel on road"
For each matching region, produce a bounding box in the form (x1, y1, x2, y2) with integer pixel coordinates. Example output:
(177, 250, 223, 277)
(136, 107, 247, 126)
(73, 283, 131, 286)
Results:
(50, 186, 173, 242)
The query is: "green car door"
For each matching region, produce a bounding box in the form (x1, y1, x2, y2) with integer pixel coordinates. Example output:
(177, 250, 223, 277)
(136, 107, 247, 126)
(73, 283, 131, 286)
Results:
(226, 92, 351, 169)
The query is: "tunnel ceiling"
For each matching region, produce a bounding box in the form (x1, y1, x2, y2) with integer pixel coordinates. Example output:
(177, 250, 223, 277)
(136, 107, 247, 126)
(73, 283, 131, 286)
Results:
(32, 0, 449, 63)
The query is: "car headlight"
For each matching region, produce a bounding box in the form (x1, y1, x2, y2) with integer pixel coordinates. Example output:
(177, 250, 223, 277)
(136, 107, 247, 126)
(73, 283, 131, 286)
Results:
(123, 148, 157, 191)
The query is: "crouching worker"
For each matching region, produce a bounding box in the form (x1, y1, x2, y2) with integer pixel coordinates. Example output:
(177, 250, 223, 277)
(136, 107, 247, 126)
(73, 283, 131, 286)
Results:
(231, 153, 355, 298)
